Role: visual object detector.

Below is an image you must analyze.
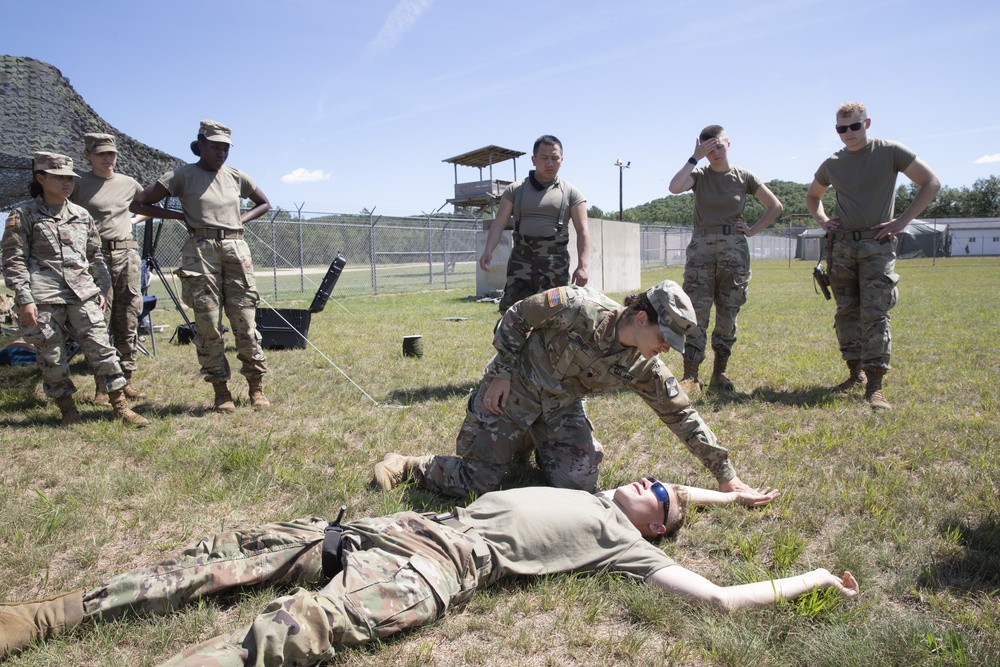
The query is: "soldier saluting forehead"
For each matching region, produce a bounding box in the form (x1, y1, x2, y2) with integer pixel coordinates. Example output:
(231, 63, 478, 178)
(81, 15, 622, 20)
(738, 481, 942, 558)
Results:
(1, 152, 149, 426)
(131, 120, 273, 413)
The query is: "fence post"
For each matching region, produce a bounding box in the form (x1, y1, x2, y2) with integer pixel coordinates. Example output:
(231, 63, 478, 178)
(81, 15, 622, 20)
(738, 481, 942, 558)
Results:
(427, 211, 434, 284)
(269, 210, 279, 299)
(443, 220, 452, 289)
(368, 208, 379, 294)
(297, 203, 305, 293)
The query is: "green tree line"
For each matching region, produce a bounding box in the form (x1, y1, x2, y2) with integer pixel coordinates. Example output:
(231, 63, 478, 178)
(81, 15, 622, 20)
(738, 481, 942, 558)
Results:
(590, 175, 1000, 226)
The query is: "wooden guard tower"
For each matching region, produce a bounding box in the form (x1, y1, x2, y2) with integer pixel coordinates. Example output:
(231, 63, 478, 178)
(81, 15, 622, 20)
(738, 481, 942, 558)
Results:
(443, 144, 525, 217)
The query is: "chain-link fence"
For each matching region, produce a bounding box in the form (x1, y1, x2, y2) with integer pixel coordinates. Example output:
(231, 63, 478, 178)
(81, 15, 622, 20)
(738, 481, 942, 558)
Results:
(135, 211, 809, 304)
(639, 224, 798, 270)
(138, 210, 483, 304)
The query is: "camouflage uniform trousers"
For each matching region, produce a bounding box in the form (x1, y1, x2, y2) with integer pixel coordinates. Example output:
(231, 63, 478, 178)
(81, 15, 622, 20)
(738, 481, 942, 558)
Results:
(828, 237, 899, 371)
(177, 236, 267, 382)
(681, 233, 750, 364)
(20, 299, 127, 398)
(82, 513, 491, 667)
(498, 234, 570, 313)
(101, 247, 143, 372)
(415, 374, 603, 497)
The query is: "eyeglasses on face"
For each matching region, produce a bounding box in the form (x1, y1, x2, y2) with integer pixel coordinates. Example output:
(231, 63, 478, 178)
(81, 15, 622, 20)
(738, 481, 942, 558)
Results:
(645, 476, 671, 514)
(835, 120, 866, 134)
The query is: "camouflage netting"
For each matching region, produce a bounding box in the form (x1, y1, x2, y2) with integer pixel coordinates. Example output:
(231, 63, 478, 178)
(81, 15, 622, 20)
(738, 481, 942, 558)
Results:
(1, 55, 184, 209)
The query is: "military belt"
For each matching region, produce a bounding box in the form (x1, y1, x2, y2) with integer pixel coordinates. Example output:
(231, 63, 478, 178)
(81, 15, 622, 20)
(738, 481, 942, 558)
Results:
(512, 232, 569, 246)
(102, 239, 139, 251)
(429, 511, 492, 571)
(828, 228, 882, 241)
(692, 225, 734, 236)
(193, 228, 244, 240)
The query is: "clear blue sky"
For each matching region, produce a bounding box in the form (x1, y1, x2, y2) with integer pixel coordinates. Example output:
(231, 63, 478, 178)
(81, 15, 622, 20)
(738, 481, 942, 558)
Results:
(5, 0, 999, 217)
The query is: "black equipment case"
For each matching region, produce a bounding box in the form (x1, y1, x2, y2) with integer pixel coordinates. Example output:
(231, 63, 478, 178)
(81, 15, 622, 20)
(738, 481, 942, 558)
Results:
(256, 254, 346, 350)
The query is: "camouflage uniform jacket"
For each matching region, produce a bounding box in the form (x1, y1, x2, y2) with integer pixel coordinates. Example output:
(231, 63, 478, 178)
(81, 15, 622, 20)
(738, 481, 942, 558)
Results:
(488, 285, 690, 422)
(2, 197, 111, 306)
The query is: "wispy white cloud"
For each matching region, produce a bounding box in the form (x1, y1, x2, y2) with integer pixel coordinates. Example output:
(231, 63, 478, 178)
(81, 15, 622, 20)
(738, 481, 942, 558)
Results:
(362, 0, 433, 63)
(281, 168, 332, 184)
(974, 153, 1000, 164)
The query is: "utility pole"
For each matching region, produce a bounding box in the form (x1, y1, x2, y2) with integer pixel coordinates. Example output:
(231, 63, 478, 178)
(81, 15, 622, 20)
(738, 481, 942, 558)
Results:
(615, 158, 630, 221)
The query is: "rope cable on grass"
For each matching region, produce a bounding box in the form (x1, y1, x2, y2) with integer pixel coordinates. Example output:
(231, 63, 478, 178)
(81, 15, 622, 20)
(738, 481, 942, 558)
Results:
(255, 291, 409, 410)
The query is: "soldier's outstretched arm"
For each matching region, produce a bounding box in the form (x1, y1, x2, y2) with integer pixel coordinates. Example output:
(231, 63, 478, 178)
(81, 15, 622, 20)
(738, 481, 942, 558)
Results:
(647, 564, 858, 611)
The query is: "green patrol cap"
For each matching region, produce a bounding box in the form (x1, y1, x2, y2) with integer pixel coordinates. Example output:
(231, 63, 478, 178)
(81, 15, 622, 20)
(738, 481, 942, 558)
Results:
(645, 280, 696, 354)
(84, 133, 117, 153)
(199, 119, 233, 144)
(33, 152, 80, 177)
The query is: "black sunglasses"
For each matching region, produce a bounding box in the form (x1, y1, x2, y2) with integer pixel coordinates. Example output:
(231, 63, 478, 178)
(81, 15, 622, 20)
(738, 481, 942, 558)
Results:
(835, 120, 866, 134)
(645, 476, 671, 519)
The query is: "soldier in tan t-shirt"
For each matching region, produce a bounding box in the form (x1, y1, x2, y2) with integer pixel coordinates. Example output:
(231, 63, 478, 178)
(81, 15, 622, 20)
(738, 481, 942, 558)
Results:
(668, 125, 784, 392)
(1, 475, 863, 665)
(132, 120, 272, 413)
(806, 102, 940, 410)
(71, 133, 149, 404)
(479, 135, 591, 314)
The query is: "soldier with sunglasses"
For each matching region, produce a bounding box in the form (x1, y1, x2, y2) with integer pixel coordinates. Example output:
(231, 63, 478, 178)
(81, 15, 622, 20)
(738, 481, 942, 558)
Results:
(805, 102, 940, 410)
(2, 476, 860, 666)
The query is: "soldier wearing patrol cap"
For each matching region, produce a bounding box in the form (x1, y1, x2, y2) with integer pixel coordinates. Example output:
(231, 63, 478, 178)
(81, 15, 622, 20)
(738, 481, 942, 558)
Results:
(375, 280, 769, 500)
(71, 132, 149, 405)
(131, 120, 272, 413)
(1, 152, 149, 426)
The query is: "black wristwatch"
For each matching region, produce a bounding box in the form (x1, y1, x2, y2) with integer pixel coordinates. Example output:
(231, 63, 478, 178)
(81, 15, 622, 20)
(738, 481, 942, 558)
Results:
(687, 156, 697, 165)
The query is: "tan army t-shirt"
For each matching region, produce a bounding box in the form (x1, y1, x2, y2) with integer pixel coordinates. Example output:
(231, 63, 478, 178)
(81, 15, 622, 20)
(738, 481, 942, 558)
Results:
(501, 176, 585, 237)
(814, 138, 917, 231)
(158, 164, 257, 231)
(71, 172, 142, 241)
(458, 486, 676, 583)
(690, 165, 762, 228)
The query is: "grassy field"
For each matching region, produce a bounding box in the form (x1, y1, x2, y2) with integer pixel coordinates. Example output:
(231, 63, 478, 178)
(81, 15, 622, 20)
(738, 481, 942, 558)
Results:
(1, 258, 998, 667)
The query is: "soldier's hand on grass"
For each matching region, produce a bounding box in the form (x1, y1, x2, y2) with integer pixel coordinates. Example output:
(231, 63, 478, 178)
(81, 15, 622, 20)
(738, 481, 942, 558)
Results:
(733, 486, 781, 507)
(814, 569, 860, 598)
(482, 377, 510, 415)
(19, 303, 38, 327)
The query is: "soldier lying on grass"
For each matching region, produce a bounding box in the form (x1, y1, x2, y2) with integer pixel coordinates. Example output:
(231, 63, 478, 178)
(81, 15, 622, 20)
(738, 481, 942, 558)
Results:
(1, 478, 857, 666)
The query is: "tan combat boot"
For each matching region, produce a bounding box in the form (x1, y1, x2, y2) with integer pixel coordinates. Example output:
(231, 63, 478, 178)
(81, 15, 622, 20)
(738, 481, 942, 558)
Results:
(678, 360, 700, 393)
(121, 369, 147, 400)
(211, 381, 236, 413)
(247, 376, 270, 409)
(54, 396, 82, 427)
(372, 452, 424, 490)
(830, 360, 866, 393)
(0, 590, 85, 660)
(108, 389, 150, 427)
(864, 368, 892, 410)
(709, 351, 735, 391)
(92, 377, 110, 406)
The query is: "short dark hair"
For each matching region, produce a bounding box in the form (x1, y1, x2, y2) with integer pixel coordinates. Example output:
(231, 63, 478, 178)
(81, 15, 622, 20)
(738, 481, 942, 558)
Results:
(533, 135, 562, 155)
(622, 291, 659, 326)
(29, 171, 45, 198)
(190, 135, 205, 157)
(699, 125, 725, 142)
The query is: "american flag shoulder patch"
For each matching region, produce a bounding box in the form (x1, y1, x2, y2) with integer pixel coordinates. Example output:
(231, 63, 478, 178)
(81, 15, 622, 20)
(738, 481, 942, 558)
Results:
(546, 287, 566, 307)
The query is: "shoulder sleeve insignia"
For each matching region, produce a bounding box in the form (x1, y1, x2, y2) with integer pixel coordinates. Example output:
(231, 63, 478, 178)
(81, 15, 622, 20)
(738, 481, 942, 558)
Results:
(546, 286, 566, 308)
(5, 211, 19, 228)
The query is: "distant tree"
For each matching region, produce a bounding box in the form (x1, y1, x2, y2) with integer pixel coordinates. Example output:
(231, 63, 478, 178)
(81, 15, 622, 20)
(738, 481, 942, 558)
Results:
(587, 204, 606, 220)
(966, 176, 1000, 217)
